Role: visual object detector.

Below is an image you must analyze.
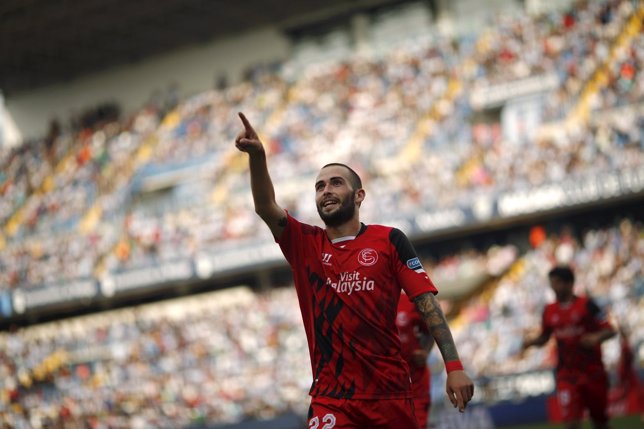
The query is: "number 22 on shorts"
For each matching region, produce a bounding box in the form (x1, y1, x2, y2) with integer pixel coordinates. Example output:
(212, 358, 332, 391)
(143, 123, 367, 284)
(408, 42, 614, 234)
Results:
(309, 413, 336, 429)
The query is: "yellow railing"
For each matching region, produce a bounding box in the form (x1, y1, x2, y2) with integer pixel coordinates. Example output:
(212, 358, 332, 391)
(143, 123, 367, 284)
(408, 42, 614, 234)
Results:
(568, 3, 644, 125)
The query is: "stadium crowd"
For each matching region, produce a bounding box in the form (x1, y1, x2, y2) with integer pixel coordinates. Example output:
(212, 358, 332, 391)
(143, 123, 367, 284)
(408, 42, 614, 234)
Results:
(0, 0, 643, 426)
(1, 0, 642, 285)
(0, 221, 641, 428)
(0, 1, 644, 284)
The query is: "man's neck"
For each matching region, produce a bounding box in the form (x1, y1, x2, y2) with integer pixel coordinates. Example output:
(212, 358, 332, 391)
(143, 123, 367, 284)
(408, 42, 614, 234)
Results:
(325, 218, 362, 241)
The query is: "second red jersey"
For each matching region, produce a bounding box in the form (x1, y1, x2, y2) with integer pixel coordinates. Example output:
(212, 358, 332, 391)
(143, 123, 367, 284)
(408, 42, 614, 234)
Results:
(541, 295, 612, 381)
(277, 213, 438, 399)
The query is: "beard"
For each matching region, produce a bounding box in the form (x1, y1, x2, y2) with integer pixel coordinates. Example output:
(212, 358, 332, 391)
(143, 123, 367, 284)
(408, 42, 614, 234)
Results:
(317, 193, 356, 227)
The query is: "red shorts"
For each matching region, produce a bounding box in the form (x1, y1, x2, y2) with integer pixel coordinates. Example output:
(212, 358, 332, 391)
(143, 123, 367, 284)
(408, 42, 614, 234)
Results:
(307, 396, 421, 429)
(556, 373, 609, 423)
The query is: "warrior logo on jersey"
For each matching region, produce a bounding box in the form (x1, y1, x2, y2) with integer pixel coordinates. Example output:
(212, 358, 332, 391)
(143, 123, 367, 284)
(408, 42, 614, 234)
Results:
(321, 253, 333, 265)
(358, 248, 378, 266)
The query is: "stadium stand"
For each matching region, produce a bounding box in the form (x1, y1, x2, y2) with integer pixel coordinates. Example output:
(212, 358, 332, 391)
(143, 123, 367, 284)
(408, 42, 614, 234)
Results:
(0, 0, 642, 427)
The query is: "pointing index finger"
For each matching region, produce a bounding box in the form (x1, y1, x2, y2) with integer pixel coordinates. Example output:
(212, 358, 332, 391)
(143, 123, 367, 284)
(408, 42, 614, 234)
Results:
(238, 112, 255, 134)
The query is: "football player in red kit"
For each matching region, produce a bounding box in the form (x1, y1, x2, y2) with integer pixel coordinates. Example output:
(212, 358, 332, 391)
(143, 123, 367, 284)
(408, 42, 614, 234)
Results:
(522, 265, 616, 429)
(397, 291, 434, 429)
(235, 112, 473, 429)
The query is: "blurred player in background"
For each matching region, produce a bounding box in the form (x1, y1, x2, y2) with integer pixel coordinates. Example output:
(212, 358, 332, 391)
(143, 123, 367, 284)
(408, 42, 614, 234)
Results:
(522, 265, 616, 429)
(234, 112, 473, 429)
(396, 290, 434, 429)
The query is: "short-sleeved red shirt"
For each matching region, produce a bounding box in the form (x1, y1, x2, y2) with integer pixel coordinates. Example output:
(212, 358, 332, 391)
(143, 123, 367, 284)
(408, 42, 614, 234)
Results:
(540, 295, 612, 382)
(278, 213, 437, 399)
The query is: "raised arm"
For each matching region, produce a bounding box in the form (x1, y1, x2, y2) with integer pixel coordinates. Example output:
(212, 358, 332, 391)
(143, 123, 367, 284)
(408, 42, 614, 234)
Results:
(413, 292, 474, 412)
(235, 112, 286, 240)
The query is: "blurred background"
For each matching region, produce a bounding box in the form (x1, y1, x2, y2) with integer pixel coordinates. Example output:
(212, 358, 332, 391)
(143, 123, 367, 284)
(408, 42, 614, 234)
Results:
(0, 0, 642, 428)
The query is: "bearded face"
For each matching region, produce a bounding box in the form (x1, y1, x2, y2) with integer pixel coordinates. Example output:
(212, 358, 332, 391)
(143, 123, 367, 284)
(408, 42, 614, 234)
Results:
(317, 190, 357, 227)
(315, 165, 364, 228)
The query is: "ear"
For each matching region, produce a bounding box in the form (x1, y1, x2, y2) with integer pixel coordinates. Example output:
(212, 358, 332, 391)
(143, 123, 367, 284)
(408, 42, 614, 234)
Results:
(355, 188, 366, 206)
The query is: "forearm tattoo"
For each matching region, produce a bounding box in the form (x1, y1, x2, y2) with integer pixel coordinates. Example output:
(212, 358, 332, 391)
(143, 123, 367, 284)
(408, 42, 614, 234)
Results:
(419, 332, 434, 352)
(413, 292, 460, 362)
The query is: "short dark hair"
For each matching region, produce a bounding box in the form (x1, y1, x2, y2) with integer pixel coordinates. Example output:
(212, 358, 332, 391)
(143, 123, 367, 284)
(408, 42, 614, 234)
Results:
(322, 163, 363, 190)
(548, 265, 575, 284)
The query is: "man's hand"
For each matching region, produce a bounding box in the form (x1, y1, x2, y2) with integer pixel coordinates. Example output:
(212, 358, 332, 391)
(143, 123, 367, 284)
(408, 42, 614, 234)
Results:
(446, 370, 474, 413)
(235, 112, 263, 154)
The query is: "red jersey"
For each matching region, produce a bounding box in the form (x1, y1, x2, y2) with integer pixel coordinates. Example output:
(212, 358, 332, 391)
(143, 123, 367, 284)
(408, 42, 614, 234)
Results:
(396, 292, 431, 399)
(277, 213, 438, 399)
(540, 296, 612, 381)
